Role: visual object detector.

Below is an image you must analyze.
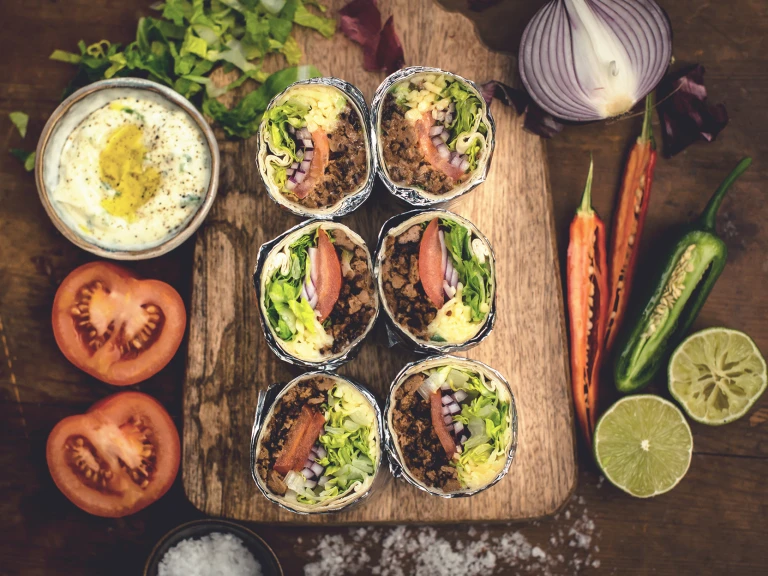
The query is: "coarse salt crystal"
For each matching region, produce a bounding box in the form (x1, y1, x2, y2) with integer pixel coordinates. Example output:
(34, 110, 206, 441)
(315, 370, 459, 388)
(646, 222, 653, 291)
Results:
(158, 532, 262, 576)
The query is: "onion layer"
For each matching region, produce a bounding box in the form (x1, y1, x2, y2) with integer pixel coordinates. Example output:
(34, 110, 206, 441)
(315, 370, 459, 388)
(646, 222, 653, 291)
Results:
(520, 0, 672, 122)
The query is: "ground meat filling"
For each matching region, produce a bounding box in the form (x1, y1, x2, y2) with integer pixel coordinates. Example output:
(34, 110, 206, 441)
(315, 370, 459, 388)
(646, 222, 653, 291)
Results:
(320, 229, 376, 355)
(296, 106, 368, 210)
(391, 374, 462, 492)
(380, 226, 437, 340)
(380, 94, 455, 196)
(256, 376, 336, 496)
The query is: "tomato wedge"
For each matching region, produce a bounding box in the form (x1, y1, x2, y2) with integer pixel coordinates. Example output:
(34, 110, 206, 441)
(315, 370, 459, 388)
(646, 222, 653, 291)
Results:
(273, 405, 327, 475)
(294, 130, 330, 199)
(314, 229, 342, 322)
(415, 113, 465, 182)
(419, 219, 445, 308)
(46, 391, 180, 517)
(430, 392, 456, 459)
(52, 262, 186, 386)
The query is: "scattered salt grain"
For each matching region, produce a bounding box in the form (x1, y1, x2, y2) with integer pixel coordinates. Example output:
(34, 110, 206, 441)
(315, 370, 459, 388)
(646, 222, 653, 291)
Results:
(158, 532, 262, 576)
(303, 493, 601, 575)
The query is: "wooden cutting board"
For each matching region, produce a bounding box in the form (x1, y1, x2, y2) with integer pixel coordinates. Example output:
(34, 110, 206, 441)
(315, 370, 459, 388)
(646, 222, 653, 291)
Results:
(182, 0, 576, 524)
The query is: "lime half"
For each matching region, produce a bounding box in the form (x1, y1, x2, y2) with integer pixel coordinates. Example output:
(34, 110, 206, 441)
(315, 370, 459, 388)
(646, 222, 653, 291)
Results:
(669, 328, 767, 425)
(594, 395, 693, 498)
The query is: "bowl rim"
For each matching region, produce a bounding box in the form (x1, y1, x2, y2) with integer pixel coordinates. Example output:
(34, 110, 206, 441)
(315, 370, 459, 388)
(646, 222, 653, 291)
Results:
(35, 77, 220, 261)
(143, 518, 284, 576)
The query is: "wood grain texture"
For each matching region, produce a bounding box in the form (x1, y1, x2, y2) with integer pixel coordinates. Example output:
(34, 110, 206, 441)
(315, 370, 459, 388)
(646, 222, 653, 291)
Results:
(182, 0, 576, 523)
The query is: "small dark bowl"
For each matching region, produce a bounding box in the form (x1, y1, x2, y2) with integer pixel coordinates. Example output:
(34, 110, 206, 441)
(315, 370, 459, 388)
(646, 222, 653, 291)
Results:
(144, 519, 283, 576)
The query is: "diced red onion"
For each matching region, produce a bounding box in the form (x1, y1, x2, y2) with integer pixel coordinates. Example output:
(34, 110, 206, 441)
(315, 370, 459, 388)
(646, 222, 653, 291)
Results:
(297, 127, 311, 139)
(448, 102, 455, 113)
(436, 143, 450, 159)
(450, 268, 459, 288)
(448, 402, 460, 415)
(309, 292, 318, 310)
(438, 230, 447, 276)
(304, 479, 317, 489)
(440, 130, 449, 142)
(443, 415, 453, 425)
(429, 125, 443, 137)
(286, 178, 297, 191)
(304, 458, 314, 468)
(454, 421, 465, 435)
(444, 259, 454, 284)
(454, 390, 468, 403)
(300, 160, 311, 172)
(310, 462, 324, 476)
(288, 125, 296, 135)
(304, 149, 314, 161)
(445, 113, 453, 125)
(301, 468, 314, 479)
(460, 159, 471, 172)
(431, 136, 443, 147)
(303, 139, 313, 149)
(310, 445, 318, 454)
(459, 435, 468, 445)
(450, 154, 463, 168)
(441, 405, 450, 416)
(315, 446, 327, 458)
(286, 168, 295, 178)
(441, 395, 453, 406)
(455, 445, 462, 454)
(290, 162, 299, 170)
(443, 280, 456, 300)
(294, 170, 307, 184)
(305, 276, 316, 300)
(440, 382, 451, 392)
(317, 475, 330, 487)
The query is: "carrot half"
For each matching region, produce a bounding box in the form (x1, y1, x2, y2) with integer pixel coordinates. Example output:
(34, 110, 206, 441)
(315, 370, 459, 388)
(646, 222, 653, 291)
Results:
(567, 158, 609, 445)
(604, 94, 657, 352)
(273, 405, 326, 475)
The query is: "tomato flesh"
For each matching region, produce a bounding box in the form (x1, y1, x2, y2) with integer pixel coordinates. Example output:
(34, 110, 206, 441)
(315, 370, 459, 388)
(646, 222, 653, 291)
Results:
(314, 230, 342, 322)
(419, 219, 445, 309)
(46, 392, 180, 517)
(274, 405, 327, 475)
(430, 392, 456, 459)
(294, 130, 330, 199)
(415, 113, 466, 182)
(52, 262, 186, 386)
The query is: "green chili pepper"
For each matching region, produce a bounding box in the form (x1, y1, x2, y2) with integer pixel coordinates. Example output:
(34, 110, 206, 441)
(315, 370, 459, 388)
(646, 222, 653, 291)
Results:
(614, 157, 752, 393)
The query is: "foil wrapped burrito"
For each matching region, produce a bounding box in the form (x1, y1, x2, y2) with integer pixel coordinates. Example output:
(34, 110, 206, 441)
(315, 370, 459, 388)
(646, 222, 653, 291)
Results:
(257, 78, 375, 218)
(254, 220, 379, 370)
(375, 209, 496, 354)
(385, 356, 517, 497)
(371, 67, 495, 206)
(251, 372, 384, 514)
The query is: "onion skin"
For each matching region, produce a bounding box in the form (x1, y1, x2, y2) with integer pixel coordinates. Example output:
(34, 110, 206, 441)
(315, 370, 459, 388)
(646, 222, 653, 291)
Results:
(519, 0, 672, 122)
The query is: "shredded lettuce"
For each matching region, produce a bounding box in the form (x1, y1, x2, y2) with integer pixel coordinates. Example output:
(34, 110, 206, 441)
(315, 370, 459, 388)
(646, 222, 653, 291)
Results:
(264, 232, 314, 340)
(49, 0, 334, 138)
(264, 98, 310, 162)
(9, 149, 35, 172)
(440, 368, 511, 489)
(440, 219, 492, 323)
(442, 80, 487, 171)
(9, 112, 28, 139)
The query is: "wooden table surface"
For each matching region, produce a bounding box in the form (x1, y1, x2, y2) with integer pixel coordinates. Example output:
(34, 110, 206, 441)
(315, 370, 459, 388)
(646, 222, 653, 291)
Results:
(1, 0, 766, 574)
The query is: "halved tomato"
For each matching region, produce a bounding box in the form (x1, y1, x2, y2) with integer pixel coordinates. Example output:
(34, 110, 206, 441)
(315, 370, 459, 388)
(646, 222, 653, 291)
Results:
(52, 262, 186, 386)
(419, 219, 445, 309)
(295, 130, 330, 199)
(430, 392, 456, 459)
(46, 391, 180, 517)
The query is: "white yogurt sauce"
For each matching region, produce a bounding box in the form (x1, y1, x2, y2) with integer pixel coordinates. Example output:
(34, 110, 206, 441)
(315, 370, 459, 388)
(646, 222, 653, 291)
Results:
(50, 95, 211, 250)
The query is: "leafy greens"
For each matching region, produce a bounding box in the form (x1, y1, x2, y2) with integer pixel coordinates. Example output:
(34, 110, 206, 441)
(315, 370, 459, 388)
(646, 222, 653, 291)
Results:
(440, 219, 492, 322)
(50, 0, 335, 139)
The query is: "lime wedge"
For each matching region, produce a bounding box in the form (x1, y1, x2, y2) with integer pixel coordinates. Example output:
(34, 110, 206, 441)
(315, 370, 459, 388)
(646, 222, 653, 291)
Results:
(594, 395, 693, 498)
(669, 327, 767, 425)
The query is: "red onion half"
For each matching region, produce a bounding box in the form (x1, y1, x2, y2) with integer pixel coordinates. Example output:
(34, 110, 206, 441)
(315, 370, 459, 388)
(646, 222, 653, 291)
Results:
(520, 0, 672, 122)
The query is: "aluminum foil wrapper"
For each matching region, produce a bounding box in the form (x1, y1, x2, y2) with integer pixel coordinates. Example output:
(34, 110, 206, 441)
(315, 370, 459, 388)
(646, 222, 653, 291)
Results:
(384, 355, 518, 498)
(370, 66, 496, 208)
(250, 371, 387, 515)
(256, 77, 375, 219)
(254, 219, 380, 371)
(374, 209, 497, 355)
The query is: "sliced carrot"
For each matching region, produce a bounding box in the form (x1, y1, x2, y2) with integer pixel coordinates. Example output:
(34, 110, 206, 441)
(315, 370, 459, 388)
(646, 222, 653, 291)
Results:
(273, 406, 327, 475)
(430, 392, 456, 459)
(314, 230, 342, 322)
(295, 130, 330, 200)
(415, 113, 465, 182)
(419, 219, 445, 308)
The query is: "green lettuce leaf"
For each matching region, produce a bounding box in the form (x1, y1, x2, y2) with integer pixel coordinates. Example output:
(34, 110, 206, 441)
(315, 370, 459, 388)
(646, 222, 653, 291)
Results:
(293, 3, 336, 38)
(441, 219, 492, 322)
(9, 149, 35, 172)
(9, 112, 28, 139)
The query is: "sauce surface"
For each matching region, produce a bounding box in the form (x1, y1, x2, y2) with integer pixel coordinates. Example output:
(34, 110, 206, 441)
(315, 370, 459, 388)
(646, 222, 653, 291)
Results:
(51, 96, 211, 250)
